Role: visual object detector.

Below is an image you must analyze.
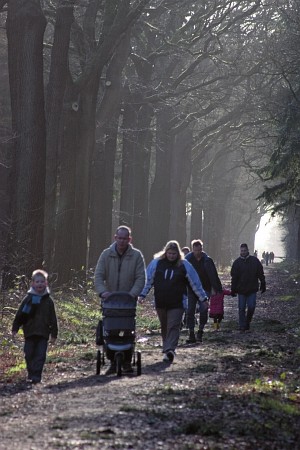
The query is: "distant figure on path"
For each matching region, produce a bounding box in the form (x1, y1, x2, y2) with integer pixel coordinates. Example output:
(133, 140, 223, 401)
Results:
(231, 243, 266, 333)
(265, 251, 269, 266)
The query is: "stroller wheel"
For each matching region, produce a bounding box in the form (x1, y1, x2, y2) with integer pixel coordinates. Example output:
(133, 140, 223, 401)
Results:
(136, 351, 142, 376)
(115, 353, 123, 377)
(96, 350, 102, 375)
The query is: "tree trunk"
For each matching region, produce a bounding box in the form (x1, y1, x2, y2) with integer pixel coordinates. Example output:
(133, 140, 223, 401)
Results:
(6, 0, 46, 276)
(169, 127, 192, 247)
(88, 120, 119, 267)
(52, 73, 100, 284)
(44, 1, 75, 272)
(147, 108, 173, 259)
(132, 103, 153, 253)
(191, 162, 204, 243)
(52, 80, 80, 284)
(89, 31, 131, 267)
(72, 74, 101, 273)
(119, 90, 138, 227)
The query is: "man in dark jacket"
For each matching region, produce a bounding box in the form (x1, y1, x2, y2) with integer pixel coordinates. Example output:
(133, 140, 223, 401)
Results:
(231, 243, 266, 332)
(185, 239, 222, 343)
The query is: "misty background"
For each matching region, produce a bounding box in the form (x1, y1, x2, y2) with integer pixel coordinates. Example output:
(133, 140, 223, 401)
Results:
(0, 0, 299, 286)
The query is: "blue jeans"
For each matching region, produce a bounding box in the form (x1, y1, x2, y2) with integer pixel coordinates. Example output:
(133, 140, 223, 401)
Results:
(186, 293, 209, 331)
(24, 336, 48, 382)
(238, 293, 257, 330)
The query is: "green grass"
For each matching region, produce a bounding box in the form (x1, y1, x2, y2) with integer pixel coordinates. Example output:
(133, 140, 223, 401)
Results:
(278, 295, 296, 301)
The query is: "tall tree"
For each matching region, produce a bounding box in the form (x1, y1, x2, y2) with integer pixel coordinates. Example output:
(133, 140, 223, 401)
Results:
(6, 0, 46, 276)
(52, 0, 151, 283)
(44, 0, 75, 271)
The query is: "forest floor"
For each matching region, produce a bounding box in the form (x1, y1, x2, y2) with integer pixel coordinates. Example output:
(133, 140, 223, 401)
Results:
(0, 263, 300, 450)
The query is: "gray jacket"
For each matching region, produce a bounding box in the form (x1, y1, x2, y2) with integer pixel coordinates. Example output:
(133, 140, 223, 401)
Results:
(94, 243, 146, 298)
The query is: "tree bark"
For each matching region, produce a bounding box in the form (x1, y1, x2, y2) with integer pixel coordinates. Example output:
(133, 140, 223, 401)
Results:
(119, 89, 138, 227)
(6, 0, 46, 276)
(88, 30, 131, 267)
(147, 107, 174, 259)
(44, 1, 75, 272)
(131, 103, 153, 253)
(169, 127, 192, 247)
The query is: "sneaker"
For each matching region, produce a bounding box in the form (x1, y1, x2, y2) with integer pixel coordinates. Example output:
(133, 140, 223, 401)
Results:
(166, 350, 175, 363)
(122, 362, 134, 373)
(186, 331, 196, 344)
(105, 363, 116, 375)
(162, 353, 169, 362)
(196, 330, 203, 342)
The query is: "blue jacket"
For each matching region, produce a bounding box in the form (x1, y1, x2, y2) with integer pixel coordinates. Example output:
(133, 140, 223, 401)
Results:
(140, 258, 207, 309)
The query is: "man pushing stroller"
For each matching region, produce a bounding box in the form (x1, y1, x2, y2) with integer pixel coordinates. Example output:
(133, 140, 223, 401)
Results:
(94, 226, 146, 374)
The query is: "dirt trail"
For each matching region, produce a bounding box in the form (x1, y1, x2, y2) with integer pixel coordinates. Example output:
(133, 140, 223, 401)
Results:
(0, 265, 299, 450)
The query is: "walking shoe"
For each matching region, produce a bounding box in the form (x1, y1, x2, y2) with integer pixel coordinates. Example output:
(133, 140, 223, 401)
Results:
(186, 331, 196, 344)
(196, 330, 203, 342)
(163, 353, 169, 362)
(122, 362, 134, 373)
(166, 350, 175, 363)
(105, 363, 116, 375)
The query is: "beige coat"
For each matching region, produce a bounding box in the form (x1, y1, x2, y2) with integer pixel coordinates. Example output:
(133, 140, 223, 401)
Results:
(94, 243, 146, 298)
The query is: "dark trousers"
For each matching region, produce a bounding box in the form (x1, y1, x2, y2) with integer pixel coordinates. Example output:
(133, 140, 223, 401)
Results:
(24, 336, 48, 382)
(186, 293, 208, 331)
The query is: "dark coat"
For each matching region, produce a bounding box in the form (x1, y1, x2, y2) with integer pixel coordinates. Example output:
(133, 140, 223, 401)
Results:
(151, 259, 190, 309)
(12, 293, 58, 340)
(185, 251, 222, 294)
(231, 255, 266, 295)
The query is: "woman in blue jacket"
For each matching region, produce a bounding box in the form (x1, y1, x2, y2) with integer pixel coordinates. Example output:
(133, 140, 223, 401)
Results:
(139, 241, 208, 363)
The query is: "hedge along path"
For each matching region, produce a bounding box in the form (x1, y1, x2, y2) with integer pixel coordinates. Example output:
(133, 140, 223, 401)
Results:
(0, 265, 299, 450)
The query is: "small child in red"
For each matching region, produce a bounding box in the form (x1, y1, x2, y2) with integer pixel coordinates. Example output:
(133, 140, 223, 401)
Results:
(209, 288, 232, 331)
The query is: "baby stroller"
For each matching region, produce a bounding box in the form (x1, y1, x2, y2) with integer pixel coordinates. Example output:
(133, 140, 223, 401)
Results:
(96, 292, 142, 377)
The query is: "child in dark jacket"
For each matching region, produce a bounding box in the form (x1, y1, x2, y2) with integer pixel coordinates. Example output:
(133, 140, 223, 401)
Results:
(209, 288, 232, 331)
(12, 269, 58, 384)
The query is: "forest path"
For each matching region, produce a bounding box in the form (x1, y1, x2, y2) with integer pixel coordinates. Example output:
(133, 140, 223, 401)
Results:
(1, 264, 300, 450)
